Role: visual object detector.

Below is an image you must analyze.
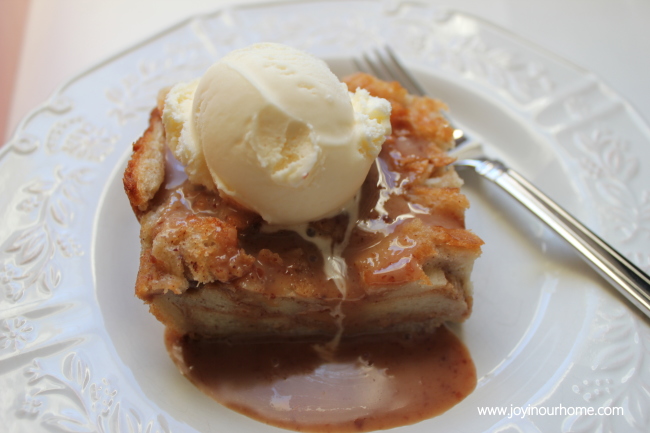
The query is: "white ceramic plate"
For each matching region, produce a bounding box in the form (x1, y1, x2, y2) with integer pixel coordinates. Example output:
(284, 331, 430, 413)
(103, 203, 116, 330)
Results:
(1, 1, 649, 432)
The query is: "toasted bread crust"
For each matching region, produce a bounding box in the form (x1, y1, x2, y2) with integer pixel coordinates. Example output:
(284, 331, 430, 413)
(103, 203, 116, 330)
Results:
(123, 99, 166, 215)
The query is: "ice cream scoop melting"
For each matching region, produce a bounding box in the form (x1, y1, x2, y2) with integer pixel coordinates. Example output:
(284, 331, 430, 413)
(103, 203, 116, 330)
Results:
(265, 193, 361, 357)
(162, 42, 391, 225)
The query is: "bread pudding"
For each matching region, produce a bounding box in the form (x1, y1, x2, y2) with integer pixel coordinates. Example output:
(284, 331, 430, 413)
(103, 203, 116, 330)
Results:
(124, 71, 483, 340)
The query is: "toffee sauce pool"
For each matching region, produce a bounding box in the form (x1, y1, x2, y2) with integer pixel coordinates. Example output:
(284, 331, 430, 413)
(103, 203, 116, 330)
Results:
(166, 327, 476, 432)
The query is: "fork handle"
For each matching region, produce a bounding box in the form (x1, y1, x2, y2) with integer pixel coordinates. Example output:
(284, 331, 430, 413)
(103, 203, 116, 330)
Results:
(464, 158, 650, 319)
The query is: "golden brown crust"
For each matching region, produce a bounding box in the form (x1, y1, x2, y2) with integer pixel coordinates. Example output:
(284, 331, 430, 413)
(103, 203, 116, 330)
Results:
(407, 185, 470, 229)
(352, 217, 482, 288)
(133, 183, 259, 300)
(123, 106, 165, 214)
(123, 94, 167, 215)
(151, 214, 255, 285)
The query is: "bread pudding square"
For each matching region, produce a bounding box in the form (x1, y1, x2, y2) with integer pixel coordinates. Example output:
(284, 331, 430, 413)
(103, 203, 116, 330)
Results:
(124, 73, 483, 340)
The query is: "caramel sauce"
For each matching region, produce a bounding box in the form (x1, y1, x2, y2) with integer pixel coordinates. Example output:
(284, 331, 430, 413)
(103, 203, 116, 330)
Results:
(166, 326, 476, 432)
(157, 140, 466, 302)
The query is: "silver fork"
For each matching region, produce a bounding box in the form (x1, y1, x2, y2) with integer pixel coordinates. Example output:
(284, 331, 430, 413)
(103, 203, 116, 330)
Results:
(355, 46, 650, 320)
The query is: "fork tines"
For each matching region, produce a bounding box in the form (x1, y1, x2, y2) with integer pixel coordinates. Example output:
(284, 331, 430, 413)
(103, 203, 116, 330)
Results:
(354, 46, 426, 96)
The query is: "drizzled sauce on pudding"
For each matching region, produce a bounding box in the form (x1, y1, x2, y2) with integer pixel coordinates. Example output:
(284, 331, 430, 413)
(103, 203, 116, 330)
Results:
(155, 128, 473, 305)
(166, 327, 475, 432)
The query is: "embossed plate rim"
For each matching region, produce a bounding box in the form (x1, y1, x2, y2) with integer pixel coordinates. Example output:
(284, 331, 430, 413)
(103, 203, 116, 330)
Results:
(1, 1, 649, 433)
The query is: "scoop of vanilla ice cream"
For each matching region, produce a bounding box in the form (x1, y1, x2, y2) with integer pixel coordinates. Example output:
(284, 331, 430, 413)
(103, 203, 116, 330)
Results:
(163, 43, 391, 225)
